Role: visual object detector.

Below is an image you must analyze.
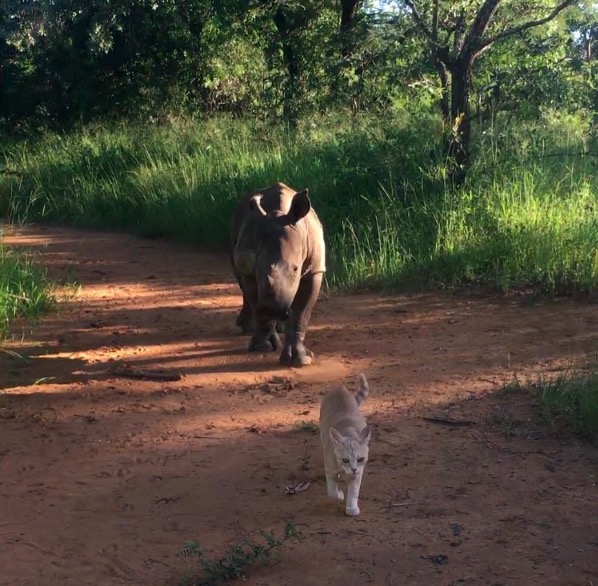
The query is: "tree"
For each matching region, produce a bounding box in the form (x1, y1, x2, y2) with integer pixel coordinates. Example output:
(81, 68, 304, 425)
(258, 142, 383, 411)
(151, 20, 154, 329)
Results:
(400, 0, 576, 183)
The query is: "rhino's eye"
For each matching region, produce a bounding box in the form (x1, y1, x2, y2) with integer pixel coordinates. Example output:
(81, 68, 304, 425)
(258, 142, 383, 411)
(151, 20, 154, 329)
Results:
(292, 265, 299, 273)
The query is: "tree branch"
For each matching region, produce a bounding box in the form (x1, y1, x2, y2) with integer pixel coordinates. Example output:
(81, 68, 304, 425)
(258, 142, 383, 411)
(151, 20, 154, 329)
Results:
(403, 0, 437, 47)
(478, 0, 576, 53)
(461, 0, 501, 61)
(432, 0, 439, 42)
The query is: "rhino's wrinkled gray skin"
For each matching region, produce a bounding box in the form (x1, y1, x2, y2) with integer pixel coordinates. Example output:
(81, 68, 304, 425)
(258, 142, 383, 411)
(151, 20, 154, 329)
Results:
(230, 182, 326, 367)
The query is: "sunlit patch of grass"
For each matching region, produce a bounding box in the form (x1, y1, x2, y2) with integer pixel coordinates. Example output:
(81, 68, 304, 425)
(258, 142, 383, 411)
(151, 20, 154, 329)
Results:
(498, 366, 598, 441)
(538, 369, 598, 440)
(0, 245, 55, 339)
(2, 110, 596, 294)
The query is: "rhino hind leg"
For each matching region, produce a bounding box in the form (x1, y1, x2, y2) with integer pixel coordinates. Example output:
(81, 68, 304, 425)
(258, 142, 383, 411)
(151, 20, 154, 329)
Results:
(236, 307, 254, 334)
(237, 316, 283, 336)
(234, 274, 255, 334)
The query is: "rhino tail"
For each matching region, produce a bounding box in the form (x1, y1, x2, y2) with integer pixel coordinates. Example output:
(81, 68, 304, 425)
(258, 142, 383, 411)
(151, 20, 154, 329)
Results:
(354, 373, 369, 406)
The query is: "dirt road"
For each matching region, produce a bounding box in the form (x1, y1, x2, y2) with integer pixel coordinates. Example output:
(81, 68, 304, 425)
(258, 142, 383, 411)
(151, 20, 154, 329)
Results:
(1, 224, 597, 586)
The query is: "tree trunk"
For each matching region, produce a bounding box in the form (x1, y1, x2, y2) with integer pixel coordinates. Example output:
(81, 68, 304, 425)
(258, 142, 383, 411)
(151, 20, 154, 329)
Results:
(446, 59, 472, 186)
(273, 6, 299, 128)
(432, 52, 450, 122)
(339, 0, 362, 58)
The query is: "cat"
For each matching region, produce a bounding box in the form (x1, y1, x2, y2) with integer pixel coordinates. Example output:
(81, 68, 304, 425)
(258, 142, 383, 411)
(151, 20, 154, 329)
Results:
(319, 373, 371, 516)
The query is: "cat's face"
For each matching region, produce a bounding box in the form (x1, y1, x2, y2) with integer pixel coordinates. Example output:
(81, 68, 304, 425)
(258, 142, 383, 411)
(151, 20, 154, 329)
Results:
(329, 426, 371, 476)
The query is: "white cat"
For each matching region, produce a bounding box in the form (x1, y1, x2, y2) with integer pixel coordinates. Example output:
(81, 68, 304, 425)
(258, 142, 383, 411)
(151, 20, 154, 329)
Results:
(319, 373, 371, 516)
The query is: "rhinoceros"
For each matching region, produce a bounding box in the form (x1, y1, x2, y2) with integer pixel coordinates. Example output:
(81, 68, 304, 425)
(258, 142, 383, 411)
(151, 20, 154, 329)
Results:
(230, 182, 326, 367)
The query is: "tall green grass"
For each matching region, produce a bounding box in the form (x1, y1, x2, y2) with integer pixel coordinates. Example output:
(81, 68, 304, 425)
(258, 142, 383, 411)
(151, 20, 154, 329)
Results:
(538, 369, 598, 440)
(1, 110, 596, 293)
(0, 244, 55, 339)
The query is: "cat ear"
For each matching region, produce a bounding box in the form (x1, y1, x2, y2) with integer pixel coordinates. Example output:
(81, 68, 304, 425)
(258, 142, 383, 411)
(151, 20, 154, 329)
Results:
(329, 427, 344, 446)
(358, 426, 371, 444)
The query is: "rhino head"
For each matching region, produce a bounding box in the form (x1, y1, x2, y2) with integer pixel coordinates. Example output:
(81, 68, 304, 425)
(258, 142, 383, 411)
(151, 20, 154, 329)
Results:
(250, 189, 311, 322)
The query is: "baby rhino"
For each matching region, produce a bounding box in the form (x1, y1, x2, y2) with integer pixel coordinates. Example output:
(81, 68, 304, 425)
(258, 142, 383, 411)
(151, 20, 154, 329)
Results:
(230, 182, 326, 367)
(319, 373, 371, 516)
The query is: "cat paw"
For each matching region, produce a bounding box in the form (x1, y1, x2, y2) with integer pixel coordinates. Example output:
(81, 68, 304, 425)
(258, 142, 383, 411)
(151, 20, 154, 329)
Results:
(345, 505, 360, 517)
(327, 488, 344, 501)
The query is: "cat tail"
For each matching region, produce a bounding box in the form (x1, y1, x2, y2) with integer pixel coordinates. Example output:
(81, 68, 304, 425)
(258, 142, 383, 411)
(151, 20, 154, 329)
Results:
(354, 373, 369, 406)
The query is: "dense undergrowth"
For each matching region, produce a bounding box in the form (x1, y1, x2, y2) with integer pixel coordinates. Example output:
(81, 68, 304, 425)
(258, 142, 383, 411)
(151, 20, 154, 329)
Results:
(1, 110, 596, 295)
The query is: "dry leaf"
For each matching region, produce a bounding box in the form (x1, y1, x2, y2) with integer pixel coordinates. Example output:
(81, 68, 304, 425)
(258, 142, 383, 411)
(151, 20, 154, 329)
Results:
(285, 480, 311, 495)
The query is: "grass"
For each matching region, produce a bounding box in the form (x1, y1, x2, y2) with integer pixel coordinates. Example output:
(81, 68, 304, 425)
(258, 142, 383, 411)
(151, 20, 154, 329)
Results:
(1, 109, 596, 294)
(499, 367, 598, 441)
(177, 522, 303, 586)
(0, 243, 55, 339)
(538, 369, 598, 440)
(294, 420, 319, 434)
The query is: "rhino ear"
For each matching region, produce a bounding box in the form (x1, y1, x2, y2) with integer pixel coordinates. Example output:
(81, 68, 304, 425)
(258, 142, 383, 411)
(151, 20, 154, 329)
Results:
(249, 194, 267, 216)
(288, 189, 311, 224)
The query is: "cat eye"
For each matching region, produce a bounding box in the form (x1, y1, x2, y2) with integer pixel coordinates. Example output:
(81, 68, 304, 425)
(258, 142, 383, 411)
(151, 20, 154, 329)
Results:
(357, 457, 365, 463)
(341, 458, 350, 464)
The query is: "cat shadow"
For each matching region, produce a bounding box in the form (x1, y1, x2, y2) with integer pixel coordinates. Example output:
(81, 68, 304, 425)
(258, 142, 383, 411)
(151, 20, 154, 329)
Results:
(311, 501, 345, 517)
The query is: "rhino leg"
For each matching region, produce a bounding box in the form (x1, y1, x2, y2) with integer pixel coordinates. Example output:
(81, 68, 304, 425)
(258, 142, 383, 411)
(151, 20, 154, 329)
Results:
(279, 272, 322, 367)
(249, 318, 282, 352)
(233, 266, 255, 334)
(234, 275, 284, 336)
(238, 277, 282, 352)
(236, 303, 253, 334)
(249, 319, 284, 334)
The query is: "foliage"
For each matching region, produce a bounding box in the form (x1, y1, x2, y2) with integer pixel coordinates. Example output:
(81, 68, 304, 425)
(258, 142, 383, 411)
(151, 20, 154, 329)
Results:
(177, 522, 303, 586)
(2, 0, 594, 132)
(0, 243, 55, 339)
(538, 368, 598, 441)
(1, 112, 596, 295)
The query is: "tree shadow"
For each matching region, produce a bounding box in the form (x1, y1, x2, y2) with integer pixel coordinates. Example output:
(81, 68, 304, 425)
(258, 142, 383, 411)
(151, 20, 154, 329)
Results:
(2, 376, 596, 586)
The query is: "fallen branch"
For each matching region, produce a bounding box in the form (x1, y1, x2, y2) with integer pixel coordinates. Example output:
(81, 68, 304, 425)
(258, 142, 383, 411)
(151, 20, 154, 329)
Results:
(422, 416, 476, 426)
(109, 363, 183, 382)
(285, 481, 311, 495)
(472, 431, 555, 457)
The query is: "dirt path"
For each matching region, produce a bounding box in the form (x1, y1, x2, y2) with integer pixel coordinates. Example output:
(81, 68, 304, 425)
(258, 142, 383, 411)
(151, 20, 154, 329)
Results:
(1, 224, 597, 586)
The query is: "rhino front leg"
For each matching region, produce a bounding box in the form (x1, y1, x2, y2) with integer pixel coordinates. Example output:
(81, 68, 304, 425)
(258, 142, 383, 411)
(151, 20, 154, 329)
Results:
(280, 272, 322, 367)
(248, 319, 282, 352)
(240, 277, 281, 352)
